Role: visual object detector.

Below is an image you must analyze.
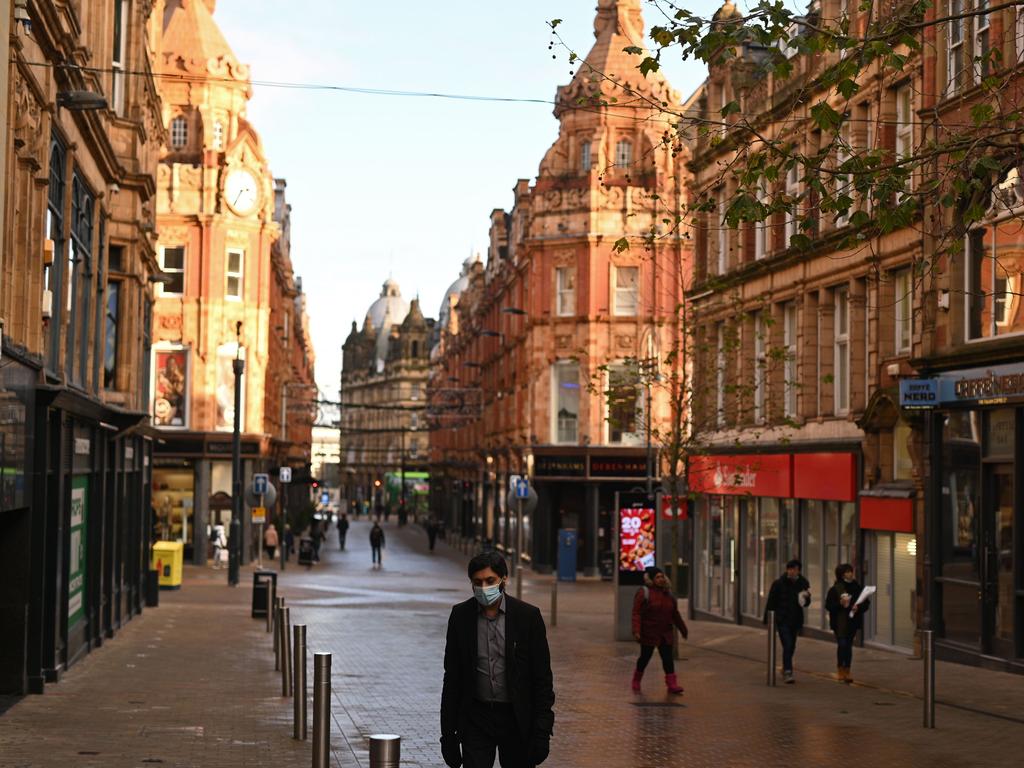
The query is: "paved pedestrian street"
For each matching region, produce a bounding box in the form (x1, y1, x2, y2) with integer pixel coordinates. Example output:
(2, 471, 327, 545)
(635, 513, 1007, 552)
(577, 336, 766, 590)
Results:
(1, 519, 1022, 768)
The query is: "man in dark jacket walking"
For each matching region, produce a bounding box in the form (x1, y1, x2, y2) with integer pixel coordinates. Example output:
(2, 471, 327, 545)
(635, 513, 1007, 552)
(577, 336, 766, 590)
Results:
(369, 521, 385, 568)
(764, 558, 811, 683)
(441, 551, 554, 768)
(337, 512, 349, 551)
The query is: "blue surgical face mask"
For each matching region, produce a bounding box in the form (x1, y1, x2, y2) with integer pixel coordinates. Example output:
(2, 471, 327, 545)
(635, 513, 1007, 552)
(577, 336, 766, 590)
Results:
(473, 582, 504, 607)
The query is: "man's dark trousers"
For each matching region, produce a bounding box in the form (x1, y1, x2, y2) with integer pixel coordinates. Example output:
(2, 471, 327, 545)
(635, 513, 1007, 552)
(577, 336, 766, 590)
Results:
(461, 701, 531, 768)
(777, 624, 797, 672)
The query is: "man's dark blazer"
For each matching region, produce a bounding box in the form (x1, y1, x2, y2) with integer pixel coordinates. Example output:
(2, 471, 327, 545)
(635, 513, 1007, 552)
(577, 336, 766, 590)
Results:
(441, 594, 555, 743)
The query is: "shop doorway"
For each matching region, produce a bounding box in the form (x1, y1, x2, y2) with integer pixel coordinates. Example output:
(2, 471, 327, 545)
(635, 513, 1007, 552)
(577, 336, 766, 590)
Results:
(984, 463, 1015, 658)
(697, 496, 737, 618)
(866, 531, 917, 649)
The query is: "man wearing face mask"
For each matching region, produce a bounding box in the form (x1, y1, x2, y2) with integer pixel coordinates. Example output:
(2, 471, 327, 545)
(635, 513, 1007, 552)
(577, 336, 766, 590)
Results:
(440, 551, 554, 768)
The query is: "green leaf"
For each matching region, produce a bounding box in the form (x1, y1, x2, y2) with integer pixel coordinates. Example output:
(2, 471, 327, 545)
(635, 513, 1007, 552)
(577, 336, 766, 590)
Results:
(836, 78, 859, 99)
(971, 103, 995, 126)
(613, 237, 631, 253)
(810, 102, 843, 132)
(550, 19, 562, 28)
(639, 57, 661, 76)
(623, 46, 643, 55)
(721, 100, 741, 117)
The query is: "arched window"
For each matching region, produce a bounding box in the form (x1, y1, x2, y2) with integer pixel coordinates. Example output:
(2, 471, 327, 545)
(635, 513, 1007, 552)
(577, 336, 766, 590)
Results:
(615, 139, 632, 171)
(170, 116, 188, 149)
(580, 140, 592, 172)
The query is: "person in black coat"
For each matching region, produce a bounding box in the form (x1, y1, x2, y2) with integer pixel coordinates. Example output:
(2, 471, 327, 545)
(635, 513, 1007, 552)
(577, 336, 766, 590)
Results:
(441, 551, 554, 768)
(764, 558, 811, 684)
(825, 563, 870, 684)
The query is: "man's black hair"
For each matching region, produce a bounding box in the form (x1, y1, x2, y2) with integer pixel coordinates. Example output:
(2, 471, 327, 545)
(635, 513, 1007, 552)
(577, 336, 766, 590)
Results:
(468, 550, 508, 580)
(786, 558, 802, 570)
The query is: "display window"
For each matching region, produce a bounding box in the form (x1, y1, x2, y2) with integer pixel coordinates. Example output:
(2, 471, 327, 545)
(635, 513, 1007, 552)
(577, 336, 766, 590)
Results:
(152, 466, 195, 553)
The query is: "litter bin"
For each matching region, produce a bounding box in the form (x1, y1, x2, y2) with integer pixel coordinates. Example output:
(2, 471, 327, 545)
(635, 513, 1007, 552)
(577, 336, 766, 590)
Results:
(598, 552, 615, 581)
(557, 529, 577, 582)
(297, 537, 315, 566)
(145, 568, 160, 607)
(252, 569, 277, 618)
(152, 541, 184, 590)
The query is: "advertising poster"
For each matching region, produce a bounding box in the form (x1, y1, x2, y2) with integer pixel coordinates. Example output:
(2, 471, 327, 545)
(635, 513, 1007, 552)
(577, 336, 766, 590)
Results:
(67, 476, 89, 632)
(153, 348, 188, 427)
(619, 505, 655, 572)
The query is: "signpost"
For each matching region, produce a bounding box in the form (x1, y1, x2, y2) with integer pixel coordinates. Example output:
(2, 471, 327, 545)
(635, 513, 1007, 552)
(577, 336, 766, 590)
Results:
(279, 467, 291, 571)
(252, 474, 271, 569)
(506, 476, 537, 600)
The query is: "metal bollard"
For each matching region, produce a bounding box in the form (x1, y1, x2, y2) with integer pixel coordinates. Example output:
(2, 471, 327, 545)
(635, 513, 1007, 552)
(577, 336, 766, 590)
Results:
(281, 607, 292, 697)
(293, 624, 307, 740)
(267, 582, 276, 633)
(550, 574, 558, 628)
(922, 629, 935, 728)
(766, 610, 777, 686)
(368, 734, 401, 768)
(274, 597, 285, 670)
(312, 653, 331, 768)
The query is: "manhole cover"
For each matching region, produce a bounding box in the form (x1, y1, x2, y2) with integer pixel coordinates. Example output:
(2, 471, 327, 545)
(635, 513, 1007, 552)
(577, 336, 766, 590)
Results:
(631, 702, 686, 708)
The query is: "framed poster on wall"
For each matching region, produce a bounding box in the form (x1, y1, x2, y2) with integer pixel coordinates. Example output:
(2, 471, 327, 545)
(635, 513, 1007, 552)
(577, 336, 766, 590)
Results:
(152, 346, 189, 428)
(67, 475, 89, 633)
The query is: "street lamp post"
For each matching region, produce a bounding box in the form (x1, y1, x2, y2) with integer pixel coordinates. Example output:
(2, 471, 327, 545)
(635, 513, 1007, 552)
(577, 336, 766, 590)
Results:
(229, 322, 244, 587)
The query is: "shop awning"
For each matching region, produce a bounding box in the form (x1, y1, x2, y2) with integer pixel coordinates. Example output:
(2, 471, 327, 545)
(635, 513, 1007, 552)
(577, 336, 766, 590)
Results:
(860, 483, 915, 533)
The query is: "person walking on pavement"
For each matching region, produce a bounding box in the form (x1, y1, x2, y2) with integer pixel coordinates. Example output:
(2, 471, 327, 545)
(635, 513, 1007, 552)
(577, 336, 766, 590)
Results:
(764, 558, 812, 684)
(427, 519, 438, 552)
(370, 520, 385, 568)
(310, 518, 322, 562)
(631, 566, 687, 695)
(263, 523, 279, 560)
(337, 512, 350, 551)
(825, 563, 870, 684)
(283, 524, 294, 561)
(441, 551, 554, 768)
(211, 523, 228, 569)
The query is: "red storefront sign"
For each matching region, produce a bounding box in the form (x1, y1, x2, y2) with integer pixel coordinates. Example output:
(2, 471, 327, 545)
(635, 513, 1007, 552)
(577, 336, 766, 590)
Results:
(689, 454, 792, 498)
(860, 497, 914, 533)
(792, 453, 857, 502)
(661, 497, 689, 521)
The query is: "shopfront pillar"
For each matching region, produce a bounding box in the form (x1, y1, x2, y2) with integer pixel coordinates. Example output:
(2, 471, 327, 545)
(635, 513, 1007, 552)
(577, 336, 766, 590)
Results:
(192, 460, 210, 565)
(584, 484, 599, 577)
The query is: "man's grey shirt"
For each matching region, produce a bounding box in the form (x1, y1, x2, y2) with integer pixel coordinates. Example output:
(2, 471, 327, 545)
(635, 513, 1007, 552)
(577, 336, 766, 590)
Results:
(475, 594, 509, 702)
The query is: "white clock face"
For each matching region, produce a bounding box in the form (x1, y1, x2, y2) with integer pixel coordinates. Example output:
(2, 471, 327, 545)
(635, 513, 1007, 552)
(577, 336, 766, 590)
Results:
(225, 169, 259, 215)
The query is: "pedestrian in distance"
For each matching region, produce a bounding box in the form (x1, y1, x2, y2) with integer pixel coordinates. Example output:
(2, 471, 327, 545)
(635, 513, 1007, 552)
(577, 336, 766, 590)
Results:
(263, 522, 279, 560)
(337, 512, 349, 551)
(427, 518, 438, 552)
(440, 551, 554, 768)
(370, 520, 385, 568)
(283, 524, 294, 561)
(310, 518, 322, 562)
(764, 558, 812, 684)
(825, 563, 870, 684)
(211, 523, 228, 569)
(631, 566, 687, 695)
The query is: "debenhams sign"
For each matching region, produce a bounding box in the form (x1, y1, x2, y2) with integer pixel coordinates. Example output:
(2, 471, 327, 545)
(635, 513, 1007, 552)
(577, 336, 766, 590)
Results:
(901, 363, 1024, 409)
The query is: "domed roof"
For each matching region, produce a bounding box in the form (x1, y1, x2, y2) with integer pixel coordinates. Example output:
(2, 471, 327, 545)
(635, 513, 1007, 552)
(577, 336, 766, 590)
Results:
(365, 278, 409, 332)
(438, 256, 478, 331)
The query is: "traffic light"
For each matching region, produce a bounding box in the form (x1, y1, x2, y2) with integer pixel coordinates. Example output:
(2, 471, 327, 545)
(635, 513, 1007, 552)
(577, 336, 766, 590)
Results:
(312, 480, 319, 490)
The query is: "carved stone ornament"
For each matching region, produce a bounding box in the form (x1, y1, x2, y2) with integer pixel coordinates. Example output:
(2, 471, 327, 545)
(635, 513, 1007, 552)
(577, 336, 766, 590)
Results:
(13, 71, 45, 163)
(555, 334, 572, 349)
(160, 315, 183, 330)
(617, 334, 635, 349)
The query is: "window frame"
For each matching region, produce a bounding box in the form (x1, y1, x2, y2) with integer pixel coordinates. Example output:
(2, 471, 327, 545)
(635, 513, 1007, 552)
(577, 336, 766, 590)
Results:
(753, 311, 766, 424)
(552, 360, 580, 444)
(835, 122, 853, 227)
(225, 247, 245, 300)
(754, 185, 768, 260)
(717, 189, 729, 273)
(615, 139, 632, 172)
(612, 264, 639, 317)
(947, 0, 965, 97)
(973, 0, 990, 85)
(784, 163, 800, 247)
(68, 172, 95, 386)
(716, 322, 726, 428)
(104, 278, 121, 390)
(556, 265, 576, 317)
(159, 245, 186, 296)
(170, 115, 188, 149)
(834, 287, 850, 415)
(783, 302, 798, 419)
(893, 269, 913, 355)
(580, 140, 592, 172)
(111, 0, 128, 116)
(606, 362, 643, 445)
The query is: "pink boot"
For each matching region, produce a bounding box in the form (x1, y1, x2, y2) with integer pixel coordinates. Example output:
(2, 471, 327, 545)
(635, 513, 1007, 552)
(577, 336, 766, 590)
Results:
(631, 668, 643, 693)
(665, 673, 684, 695)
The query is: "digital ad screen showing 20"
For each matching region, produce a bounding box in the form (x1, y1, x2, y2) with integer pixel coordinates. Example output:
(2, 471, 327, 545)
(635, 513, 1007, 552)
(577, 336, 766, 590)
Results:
(619, 507, 655, 572)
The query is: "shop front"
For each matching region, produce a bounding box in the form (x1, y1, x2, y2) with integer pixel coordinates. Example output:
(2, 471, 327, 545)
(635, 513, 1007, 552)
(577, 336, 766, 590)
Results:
(690, 450, 863, 637)
(531, 448, 656, 577)
(907, 362, 1024, 671)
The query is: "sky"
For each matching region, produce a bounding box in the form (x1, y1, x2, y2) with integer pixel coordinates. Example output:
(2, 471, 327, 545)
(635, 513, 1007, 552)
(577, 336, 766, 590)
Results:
(214, 0, 720, 394)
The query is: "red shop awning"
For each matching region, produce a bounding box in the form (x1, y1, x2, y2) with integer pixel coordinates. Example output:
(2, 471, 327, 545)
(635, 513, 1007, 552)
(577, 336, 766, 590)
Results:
(860, 496, 914, 533)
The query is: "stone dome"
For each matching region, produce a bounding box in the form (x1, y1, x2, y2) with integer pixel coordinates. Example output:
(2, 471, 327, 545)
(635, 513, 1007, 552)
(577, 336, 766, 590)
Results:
(365, 278, 409, 332)
(438, 257, 478, 331)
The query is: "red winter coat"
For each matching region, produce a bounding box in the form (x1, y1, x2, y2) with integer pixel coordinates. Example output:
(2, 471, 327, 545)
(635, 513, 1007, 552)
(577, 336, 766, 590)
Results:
(632, 586, 688, 646)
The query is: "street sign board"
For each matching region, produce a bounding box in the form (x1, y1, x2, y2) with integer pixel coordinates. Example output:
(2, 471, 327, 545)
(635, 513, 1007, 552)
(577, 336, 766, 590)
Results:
(279, 466, 292, 483)
(253, 473, 270, 495)
(506, 485, 537, 516)
(509, 474, 521, 491)
(251, 506, 267, 524)
(516, 478, 529, 499)
(320, 492, 329, 505)
(244, 481, 277, 509)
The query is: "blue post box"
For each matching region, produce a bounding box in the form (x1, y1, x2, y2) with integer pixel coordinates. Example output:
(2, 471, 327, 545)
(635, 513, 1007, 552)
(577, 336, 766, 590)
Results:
(557, 529, 577, 582)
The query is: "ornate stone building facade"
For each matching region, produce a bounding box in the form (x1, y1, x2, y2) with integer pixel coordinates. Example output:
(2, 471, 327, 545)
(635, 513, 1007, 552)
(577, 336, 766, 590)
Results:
(341, 280, 433, 517)
(152, 0, 313, 564)
(429, 0, 692, 575)
(1, 0, 166, 693)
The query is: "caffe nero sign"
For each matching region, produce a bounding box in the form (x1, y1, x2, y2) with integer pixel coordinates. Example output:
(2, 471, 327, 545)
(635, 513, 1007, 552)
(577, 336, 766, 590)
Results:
(900, 363, 1024, 409)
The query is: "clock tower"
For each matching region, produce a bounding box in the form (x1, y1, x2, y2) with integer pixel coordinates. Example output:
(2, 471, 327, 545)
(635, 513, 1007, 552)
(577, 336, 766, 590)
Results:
(152, 0, 284, 565)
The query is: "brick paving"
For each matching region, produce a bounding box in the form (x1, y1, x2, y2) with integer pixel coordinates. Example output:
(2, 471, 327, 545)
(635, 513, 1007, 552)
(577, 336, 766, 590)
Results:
(1, 521, 1022, 767)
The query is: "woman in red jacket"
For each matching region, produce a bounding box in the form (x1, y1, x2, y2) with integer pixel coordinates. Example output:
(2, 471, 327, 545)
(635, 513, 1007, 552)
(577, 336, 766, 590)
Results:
(631, 566, 688, 695)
